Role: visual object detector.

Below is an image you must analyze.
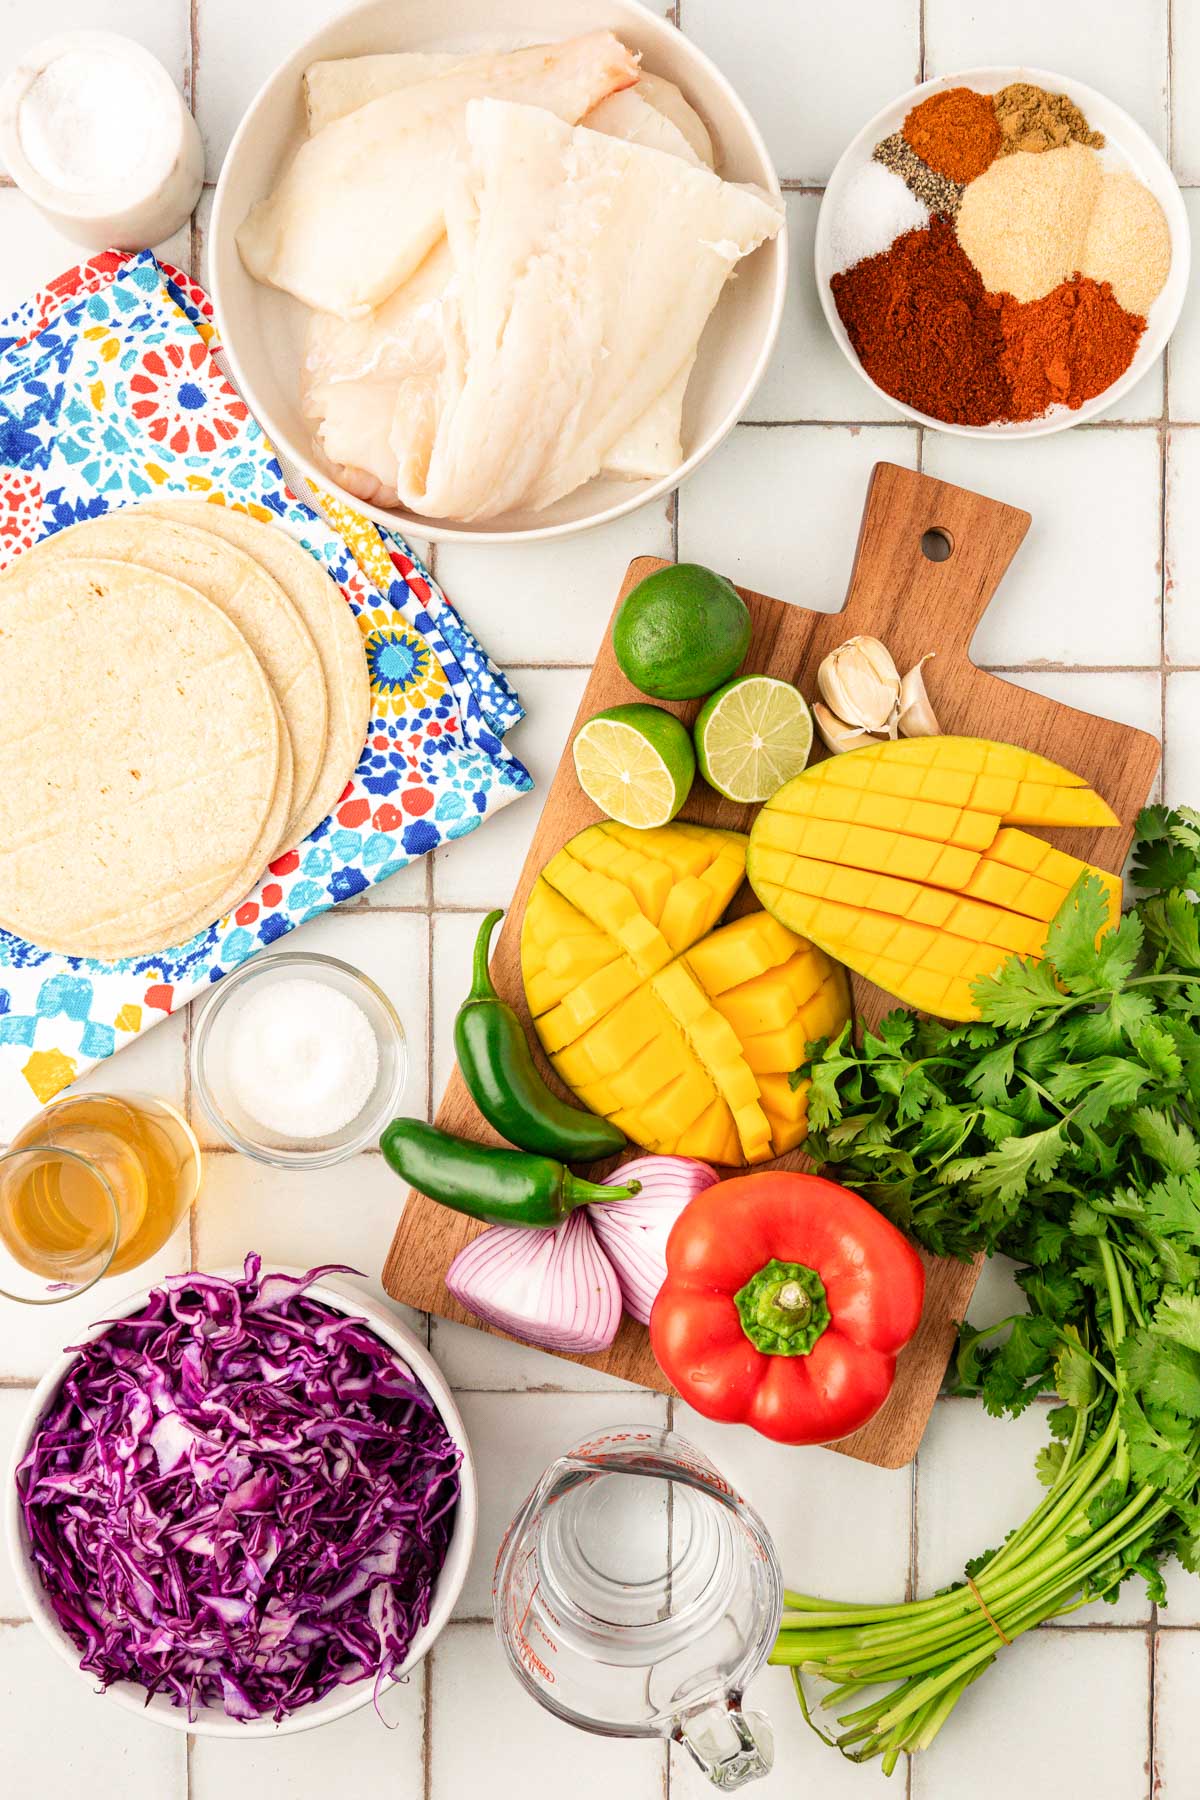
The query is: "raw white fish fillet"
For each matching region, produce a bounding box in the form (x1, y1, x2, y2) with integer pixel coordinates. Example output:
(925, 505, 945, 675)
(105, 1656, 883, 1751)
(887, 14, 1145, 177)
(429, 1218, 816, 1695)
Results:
(584, 90, 704, 481)
(304, 52, 481, 133)
(299, 49, 714, 482)
(618, 71, 715, 167)
(585, 87, 700, 164)
(237, 33, 639, 318)
(300, 76, 717, 499)
(391, 100, 782, 521)
(302, 49, 715, 169)
(302, 242, 454, 507)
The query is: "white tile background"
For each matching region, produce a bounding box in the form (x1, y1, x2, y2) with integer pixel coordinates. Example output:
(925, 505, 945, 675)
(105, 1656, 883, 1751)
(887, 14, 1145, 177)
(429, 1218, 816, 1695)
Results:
(0, 1, 1197, 1795)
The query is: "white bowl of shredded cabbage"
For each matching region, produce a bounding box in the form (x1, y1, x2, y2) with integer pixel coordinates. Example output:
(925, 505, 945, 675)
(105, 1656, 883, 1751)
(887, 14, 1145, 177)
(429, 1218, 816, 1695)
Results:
(209, 0, 787, 542)
(6, 1264, 477, 1736)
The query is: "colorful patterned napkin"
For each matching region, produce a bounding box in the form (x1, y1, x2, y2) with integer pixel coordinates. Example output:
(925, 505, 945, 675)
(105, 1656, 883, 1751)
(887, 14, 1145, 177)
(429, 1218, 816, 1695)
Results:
(0, 250, 532, 1132)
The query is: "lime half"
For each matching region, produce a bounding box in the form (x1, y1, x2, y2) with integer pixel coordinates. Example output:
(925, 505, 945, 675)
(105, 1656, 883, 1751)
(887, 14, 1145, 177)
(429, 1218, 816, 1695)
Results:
(695, 676, 813, 804)
(572, 703, 695, 828)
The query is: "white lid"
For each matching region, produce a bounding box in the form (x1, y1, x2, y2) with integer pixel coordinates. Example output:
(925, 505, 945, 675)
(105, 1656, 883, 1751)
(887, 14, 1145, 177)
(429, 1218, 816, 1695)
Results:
(0, 30, 186, 219)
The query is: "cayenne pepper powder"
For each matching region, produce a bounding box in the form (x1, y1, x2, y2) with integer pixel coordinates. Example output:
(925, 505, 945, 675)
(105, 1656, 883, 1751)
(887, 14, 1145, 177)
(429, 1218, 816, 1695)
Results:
(830, 218, 1010, 425)
(902, 87, 1001, 184)
(998, 277, 1145, 415)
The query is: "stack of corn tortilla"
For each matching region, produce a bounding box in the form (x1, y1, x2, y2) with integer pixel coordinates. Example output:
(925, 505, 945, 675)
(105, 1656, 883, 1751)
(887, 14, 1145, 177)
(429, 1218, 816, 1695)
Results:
(0, 502, 371, 960)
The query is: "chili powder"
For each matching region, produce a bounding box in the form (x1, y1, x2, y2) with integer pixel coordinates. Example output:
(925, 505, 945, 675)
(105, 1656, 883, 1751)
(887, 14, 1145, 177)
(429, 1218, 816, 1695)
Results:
(830, 217, 1011, 425)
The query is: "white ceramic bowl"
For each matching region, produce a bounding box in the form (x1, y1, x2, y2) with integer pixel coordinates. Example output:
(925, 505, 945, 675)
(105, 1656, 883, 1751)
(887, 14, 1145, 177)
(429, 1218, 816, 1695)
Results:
(815, 66, 1190, 437)
(209, 0, 786, 543)
(5, 1269, 477, 1738)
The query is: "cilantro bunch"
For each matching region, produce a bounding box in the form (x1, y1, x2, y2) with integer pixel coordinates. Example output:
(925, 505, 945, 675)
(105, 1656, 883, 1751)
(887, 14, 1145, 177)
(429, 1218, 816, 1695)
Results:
(772, 808, 1200, 1772)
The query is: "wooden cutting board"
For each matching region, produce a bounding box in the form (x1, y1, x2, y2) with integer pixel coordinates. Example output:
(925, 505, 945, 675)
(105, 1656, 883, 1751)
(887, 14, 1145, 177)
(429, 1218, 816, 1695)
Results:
(383, 462, 1161, 1468)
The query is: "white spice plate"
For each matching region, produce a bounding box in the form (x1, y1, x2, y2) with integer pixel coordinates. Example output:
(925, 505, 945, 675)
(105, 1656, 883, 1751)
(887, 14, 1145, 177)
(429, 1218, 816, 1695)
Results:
(814, 66, 1190, 438)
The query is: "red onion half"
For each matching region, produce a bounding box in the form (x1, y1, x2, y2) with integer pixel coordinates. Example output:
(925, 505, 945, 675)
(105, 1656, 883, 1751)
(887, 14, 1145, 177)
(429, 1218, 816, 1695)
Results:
(445, 1210, 621, 1353)
(588, 1156, 720, 1323)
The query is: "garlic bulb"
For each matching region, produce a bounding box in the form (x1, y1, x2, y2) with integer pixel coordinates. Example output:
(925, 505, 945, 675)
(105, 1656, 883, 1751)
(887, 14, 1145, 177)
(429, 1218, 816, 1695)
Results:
(897, 655, 941, 737)
(812, 700, 880, 756)
(817, 635, 901, 736)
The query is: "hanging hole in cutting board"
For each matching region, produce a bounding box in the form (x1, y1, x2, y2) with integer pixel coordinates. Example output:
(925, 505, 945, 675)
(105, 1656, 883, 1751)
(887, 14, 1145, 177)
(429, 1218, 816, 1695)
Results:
(921, 528, 954, 563)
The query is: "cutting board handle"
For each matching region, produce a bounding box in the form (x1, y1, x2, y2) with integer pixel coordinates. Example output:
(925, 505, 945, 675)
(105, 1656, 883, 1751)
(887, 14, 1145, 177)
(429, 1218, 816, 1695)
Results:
(837, 463, 1032, 664)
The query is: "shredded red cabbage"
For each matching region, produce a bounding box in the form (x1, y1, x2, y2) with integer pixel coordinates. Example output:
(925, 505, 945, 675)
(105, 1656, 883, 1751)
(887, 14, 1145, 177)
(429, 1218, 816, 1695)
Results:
(15, 1255, 461, 1724)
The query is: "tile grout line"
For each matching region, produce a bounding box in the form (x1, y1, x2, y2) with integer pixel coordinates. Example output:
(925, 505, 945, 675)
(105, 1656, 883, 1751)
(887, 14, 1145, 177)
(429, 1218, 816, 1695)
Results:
(425, 909, 436, 1129)
(186, 0, 201, 119)
(1148, 1625, 1159, 1799)
(422, 1647, 435, 1800)
(1149, 10, 1173, 1770)
(1161, 2, 1175, 802)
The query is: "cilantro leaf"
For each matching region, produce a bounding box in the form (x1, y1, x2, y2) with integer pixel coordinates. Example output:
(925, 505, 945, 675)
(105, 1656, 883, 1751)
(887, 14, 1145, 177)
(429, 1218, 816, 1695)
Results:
(1035, 1441, 1067, 1487)
(1120, 1399, 1199, 1494)
(973, 956, 1066, 1029)
(941, 1123, 1069, 1205)
(1046, 1056, 1151, 1125)
(1054, 1327, 1097, 1410)
(1131, 1108, 1200, 1175)
(1134, 806, 1200, 895)
(1043, 873, 1119, 992)
(1152, 1294, 1200, 1355)
(1120, 1332, 1200, 1420)
(965, 1038, 1018, 1106)
(1141, 892, 1200, 969)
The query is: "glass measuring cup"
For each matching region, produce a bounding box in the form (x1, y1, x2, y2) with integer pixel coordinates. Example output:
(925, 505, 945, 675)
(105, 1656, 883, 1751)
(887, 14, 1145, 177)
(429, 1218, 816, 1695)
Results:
(493, 1425, 782, 1790)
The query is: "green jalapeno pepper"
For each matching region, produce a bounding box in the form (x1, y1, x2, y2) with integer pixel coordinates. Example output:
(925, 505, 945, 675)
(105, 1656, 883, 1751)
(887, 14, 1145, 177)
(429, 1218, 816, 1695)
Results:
(454, 909, 627, 1163)
(380, 1119, 640, 1229)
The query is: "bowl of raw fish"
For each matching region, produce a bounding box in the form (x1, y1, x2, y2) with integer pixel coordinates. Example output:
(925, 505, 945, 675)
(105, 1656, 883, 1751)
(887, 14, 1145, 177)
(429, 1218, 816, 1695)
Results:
(209, 0, 787, 542)
(5, 1269, 477, 1737)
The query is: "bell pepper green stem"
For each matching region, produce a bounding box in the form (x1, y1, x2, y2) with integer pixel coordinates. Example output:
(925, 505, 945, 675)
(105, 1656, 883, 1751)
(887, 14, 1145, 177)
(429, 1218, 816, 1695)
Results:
(735, 1258, 831, 1355)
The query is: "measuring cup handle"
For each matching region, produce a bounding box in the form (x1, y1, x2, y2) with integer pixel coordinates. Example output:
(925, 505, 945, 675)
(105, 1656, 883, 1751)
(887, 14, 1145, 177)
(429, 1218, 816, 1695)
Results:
(675, 1702, 774, 1790)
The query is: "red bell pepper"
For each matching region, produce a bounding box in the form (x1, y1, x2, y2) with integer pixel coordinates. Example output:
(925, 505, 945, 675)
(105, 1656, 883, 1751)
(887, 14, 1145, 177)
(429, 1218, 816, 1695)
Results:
(649, 1170, 925, 1446)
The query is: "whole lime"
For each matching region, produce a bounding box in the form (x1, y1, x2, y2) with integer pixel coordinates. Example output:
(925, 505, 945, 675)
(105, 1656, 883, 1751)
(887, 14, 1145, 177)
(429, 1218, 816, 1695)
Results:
(613, 564, 752, 700)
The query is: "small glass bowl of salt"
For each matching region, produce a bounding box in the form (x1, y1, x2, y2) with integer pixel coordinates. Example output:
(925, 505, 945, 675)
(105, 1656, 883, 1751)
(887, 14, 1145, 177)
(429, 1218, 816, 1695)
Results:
(190, 952, 406, 1168)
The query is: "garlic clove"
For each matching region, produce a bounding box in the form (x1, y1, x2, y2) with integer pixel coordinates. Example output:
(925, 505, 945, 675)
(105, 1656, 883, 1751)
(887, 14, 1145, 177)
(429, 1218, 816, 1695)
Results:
(812, 700, 882, 756)
(817, 635, 901, 735)
(897, 654, 941, 738)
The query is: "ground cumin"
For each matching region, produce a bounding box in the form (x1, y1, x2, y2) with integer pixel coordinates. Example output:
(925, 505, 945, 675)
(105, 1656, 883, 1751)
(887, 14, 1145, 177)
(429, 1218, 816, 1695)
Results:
(994, 82, 1104, 156)
(998, 276, 1145, 414)
(901, 86, 1001, 184)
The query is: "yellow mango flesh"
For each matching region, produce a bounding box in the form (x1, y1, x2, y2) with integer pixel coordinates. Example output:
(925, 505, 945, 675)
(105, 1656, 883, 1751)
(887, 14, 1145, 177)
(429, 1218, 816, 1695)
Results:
(747, 736, 1121, 1022)
(521, 823, 851, 1165)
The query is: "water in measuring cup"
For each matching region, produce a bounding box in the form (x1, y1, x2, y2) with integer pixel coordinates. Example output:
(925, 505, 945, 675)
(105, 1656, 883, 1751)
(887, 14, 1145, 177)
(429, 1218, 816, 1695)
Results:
(500, 1446, 778, 1736)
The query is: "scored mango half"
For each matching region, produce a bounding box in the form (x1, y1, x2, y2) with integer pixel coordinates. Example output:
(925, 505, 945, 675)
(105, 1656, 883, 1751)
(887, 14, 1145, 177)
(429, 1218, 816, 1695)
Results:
(522, 821, 850, 1165)
(747, 736, 1121, 1022)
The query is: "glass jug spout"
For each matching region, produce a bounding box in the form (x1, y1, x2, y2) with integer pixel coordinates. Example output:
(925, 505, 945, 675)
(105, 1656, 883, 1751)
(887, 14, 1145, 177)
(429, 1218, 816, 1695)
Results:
(676, 1700, 774, 1790)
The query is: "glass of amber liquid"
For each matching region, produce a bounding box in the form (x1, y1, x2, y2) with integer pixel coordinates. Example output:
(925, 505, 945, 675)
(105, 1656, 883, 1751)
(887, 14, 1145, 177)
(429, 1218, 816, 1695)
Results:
(0, 1092, 201, 1304)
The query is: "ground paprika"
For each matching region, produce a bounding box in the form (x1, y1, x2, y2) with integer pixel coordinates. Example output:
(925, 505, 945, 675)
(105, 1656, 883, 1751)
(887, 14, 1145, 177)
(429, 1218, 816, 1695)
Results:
(902, 86, 1001, 183)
